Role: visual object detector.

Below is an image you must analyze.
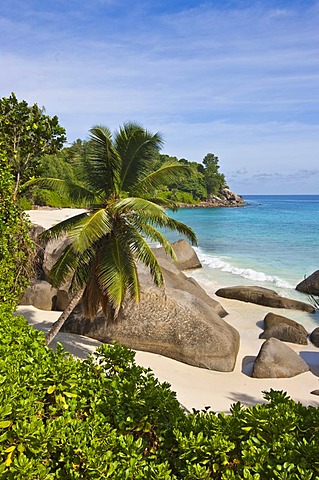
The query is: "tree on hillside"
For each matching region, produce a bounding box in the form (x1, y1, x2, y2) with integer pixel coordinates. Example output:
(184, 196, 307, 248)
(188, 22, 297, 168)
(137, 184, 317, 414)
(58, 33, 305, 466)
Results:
(203, 153, 228, 198)
(37, 123, 197, 345)
(0, 93, 66, 198)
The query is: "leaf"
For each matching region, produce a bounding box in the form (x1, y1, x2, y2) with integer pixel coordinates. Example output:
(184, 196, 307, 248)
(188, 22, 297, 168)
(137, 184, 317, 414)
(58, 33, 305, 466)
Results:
(5, 448, 15, 467)
(63, 391, 77, 398)
(0, 421, 11, 429)
(47, 385, 56, 394)
(4, 446, 15, 453)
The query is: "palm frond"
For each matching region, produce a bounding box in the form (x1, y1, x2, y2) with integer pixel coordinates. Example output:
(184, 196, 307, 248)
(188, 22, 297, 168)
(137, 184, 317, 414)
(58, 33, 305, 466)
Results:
(71, 247, 96, 292)
(114, 122, 164, 193)
(129, 218, 177, 263)
(118, 224, 165, 287)
(84, 126, 121, 197)
(49, 244, 79, 288)
(146, 196, 180, 210)
(114, 196, 166, 217)
(96, 234, 140, 317)
(154, 215, 198, 246)
(67, 208, 112, 253)
(134, 160, 192, 195)
(40, 211, 89, 242)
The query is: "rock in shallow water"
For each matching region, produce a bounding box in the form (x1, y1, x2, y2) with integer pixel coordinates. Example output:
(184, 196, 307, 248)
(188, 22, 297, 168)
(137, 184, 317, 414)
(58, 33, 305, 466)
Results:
(296, 270, 319, 296)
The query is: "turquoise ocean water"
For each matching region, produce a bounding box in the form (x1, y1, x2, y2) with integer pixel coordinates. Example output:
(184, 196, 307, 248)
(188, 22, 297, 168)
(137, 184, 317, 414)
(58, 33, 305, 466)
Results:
(167, 195, 319, 323)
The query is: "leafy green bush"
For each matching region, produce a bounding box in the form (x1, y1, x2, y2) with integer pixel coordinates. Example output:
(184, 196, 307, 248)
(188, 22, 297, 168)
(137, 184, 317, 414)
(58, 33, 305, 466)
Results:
(0, 154, 34, 311)
(1, 312, 319, 479)
(0, 313, 183, 479)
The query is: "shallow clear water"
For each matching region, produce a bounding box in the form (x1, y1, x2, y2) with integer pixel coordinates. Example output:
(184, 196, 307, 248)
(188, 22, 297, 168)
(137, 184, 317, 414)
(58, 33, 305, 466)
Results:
(166, 195, 319, 307)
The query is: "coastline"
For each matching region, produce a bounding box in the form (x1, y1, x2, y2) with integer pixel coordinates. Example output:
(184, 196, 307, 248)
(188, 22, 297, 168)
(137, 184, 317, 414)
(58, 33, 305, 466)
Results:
(21, 208, 319, 413)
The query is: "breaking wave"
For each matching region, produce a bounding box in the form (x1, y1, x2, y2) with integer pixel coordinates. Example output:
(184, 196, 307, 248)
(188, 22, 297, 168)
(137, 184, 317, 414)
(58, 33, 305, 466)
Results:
(194, 247, 294, 289)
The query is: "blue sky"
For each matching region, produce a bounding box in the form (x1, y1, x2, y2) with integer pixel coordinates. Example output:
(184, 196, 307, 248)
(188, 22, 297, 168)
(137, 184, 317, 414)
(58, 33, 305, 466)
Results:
(1, 0, 319, 194)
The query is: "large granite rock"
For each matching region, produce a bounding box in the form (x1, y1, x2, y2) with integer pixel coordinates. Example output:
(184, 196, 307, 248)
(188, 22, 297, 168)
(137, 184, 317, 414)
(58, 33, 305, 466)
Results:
(20, 280, 58, 311)
(153, 239, 202, 270)
(310, 327, 319, 347)
(62, 260, 237, 371)
(215, 286, 315, 313)
(259, 312, 308, 345)
(63, 284, 240, 371)
(296, 270, 319, 296)
(252, 338, 310, 378)
(144, 257, 227, 318)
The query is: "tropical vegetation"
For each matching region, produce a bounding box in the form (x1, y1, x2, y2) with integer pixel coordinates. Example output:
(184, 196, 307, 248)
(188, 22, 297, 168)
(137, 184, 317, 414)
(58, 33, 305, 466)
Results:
(0, 314, 319, 479)
(0, 92, 66, 200)
(0, 153, 34, 312)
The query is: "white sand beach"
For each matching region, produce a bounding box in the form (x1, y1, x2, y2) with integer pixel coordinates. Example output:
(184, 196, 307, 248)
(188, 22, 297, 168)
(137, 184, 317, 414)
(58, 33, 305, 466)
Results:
(20, 208, 319, 413)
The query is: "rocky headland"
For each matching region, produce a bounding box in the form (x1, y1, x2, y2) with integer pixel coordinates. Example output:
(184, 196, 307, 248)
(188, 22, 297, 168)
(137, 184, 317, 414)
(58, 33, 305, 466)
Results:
(178, 188, 245, 208)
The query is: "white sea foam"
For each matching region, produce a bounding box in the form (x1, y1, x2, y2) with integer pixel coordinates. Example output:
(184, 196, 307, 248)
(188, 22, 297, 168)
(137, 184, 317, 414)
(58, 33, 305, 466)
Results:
(194, 247, 294, 289)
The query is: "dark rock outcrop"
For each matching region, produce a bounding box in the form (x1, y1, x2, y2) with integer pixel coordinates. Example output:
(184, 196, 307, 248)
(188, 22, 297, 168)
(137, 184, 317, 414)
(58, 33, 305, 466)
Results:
(310, 327, 319, 347)
(259, 312, 308, 345)
(252, 338, 310, 378)
(296, 270, 319, 296)
(215, 286, 315, 313)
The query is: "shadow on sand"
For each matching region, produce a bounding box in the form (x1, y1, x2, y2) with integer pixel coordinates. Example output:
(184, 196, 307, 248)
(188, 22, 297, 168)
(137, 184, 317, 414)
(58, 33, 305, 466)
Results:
(16, 307, 102, 360)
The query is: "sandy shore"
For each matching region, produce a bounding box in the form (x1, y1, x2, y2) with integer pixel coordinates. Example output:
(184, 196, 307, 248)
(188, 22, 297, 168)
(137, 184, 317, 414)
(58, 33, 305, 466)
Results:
(20, 208, 319, 413)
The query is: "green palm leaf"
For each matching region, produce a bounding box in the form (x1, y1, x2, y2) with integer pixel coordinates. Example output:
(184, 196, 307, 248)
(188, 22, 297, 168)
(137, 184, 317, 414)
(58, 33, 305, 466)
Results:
(40, 211, 89, 242)
(49, 244, 79, 288)
(118, 223, 165, 287)
(67, 208, 112, 252)
(96, 234, 139, 316)
(114, 122, 164, 192)
(85, 126, 121, 197)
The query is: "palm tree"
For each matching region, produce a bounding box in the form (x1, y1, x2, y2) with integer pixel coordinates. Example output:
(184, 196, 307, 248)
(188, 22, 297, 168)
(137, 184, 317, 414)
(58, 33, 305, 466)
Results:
(41, 123, 197, 345)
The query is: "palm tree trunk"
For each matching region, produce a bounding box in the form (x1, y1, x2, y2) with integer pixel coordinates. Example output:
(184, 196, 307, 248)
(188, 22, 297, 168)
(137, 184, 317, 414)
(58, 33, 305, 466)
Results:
(45, 288, 85, 345)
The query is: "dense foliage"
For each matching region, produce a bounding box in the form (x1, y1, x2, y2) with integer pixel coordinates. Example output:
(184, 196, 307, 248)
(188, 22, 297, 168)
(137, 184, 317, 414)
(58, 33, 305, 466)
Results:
(0, 154, 34, 311)
(25, 137, 229, 207)
(1, 313, 319, 479)
(0, 93, 66, 198)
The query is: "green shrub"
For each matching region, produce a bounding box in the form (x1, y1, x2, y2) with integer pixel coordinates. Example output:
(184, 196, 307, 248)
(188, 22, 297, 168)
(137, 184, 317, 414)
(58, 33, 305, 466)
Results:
(0, 154, 34, 312)
(1, 312, 319, 479)
(0, 313, 183, 478)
